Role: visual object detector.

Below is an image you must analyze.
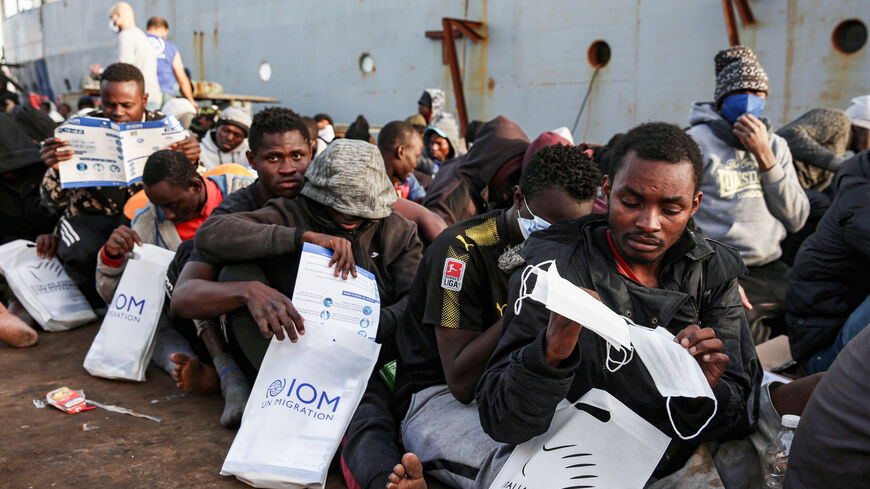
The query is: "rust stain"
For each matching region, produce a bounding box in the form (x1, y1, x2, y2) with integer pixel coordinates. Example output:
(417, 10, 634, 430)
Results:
(782, 0, 798, 123)
(198, 31, 205, 81)
(213, 23, 219, 49)
(487, 77, 495, 91)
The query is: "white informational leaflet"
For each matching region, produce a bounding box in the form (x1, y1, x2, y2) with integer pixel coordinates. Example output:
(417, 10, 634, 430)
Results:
(291, 243, 380, 342)
(55, 115, 185, 188)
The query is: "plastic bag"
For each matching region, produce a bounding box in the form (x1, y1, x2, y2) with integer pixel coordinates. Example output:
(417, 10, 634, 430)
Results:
(221, 323, 380, 488)
(489, 389, 671, 489)
(83, 244, 175, 381)
(0, 240, 96, 331)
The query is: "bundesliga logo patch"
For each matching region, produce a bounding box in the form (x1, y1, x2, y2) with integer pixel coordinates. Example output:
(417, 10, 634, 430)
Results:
(441, 258, 466, 291)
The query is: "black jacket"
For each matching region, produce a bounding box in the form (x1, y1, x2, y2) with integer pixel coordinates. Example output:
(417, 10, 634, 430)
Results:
(786, 150, 870, 361)
(194, 196, 423, 354)
(475, 215, 761, 476)
(422, 116, 528, 225)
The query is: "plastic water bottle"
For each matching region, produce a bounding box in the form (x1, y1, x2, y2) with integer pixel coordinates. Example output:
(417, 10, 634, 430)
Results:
(763, 414, 800, 488)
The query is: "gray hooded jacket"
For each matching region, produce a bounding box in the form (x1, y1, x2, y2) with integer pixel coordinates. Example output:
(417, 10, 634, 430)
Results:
(687, 102, 809, 267)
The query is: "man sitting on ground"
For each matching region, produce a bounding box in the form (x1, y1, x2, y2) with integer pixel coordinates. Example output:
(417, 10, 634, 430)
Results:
(687, 46, 808, 343)
(391, 122, 761, 488)
(38, 62, 200, 308)
(170, 106, 319, 426)
(423, 116, 529, 226)
(93, 149, 252, 384)
(345, 143, 600, 489)
(199, 106, 252, 171)
(191, 138, 423, 376)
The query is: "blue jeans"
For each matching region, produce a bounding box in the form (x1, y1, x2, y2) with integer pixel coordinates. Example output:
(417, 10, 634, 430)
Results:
(806, 293, 870, 374)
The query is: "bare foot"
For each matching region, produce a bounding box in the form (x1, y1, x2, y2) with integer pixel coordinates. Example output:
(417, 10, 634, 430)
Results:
(387, 453, 427, 489)
(0, 305, 38, 347)
(170, 353, 219, 394)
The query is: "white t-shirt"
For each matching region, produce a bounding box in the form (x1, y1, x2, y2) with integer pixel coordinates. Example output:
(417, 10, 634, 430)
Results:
(117, 26, 161, 105)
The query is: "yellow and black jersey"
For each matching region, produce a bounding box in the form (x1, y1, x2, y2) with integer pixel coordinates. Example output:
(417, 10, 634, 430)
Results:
(395, 209, 513, 404)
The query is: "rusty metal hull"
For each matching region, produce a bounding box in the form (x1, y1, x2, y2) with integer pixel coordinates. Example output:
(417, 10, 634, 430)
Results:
(3, 0, 867, 143)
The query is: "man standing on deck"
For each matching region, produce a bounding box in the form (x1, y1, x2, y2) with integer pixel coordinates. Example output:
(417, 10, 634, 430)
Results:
(145, 16, 198, 110)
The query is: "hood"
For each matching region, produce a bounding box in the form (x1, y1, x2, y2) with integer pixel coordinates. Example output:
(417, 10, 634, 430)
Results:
(832, 150, 870, 194)
(429, 115, 529, 194)
(687, 101, 724, 127)
(422, 88, 445, 121)
(424, 113, 466, 161)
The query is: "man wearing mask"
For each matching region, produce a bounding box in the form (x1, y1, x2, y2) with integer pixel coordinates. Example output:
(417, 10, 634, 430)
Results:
(363, 144, 600, 489)
(687, 46, 808, 343)
(92, 2, 162, 111)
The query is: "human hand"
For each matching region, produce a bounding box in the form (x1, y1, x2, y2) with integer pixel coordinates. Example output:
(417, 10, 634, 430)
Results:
(733, 114, 775, 171)
(674, 324, 729, 387)
(302, 231, 357, 279)
(104, 225, 143, 259)
(35, 233, 59, 259)
(544, 312, 583, 368)
(168, 135, 202, 164)
(738, 284, 753, 310)
(40, 138, 74, 169)
(242, 281, 305, 341)
(185, 97, 199, 111)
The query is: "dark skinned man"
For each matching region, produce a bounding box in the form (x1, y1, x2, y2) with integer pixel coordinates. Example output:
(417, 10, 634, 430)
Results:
(344, 143, 600, 489)
(37, 62, 201, 307)
(169, 106, 353, 427)
(92, 149, 252, 401)
(389, 122, 761, 489)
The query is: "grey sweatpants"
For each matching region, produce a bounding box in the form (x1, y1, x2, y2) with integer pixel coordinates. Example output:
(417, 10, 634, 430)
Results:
(401, 385, 512, 489)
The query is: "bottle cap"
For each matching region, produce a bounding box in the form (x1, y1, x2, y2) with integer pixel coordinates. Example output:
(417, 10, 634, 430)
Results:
(782, 414, 800, 428)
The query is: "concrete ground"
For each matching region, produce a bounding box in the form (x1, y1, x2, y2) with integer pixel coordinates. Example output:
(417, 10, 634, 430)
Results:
(0, 322, 348, 488)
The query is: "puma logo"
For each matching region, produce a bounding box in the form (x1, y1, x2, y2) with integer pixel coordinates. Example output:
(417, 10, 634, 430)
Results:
(456, 235, 475, 251)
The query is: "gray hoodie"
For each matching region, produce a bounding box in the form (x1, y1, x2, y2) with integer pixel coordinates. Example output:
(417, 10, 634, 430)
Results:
(687, 102, 809, 267)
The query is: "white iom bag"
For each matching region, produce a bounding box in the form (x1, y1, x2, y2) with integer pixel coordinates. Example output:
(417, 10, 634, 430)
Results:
(489, 388, 672, 489)
(221, 323, 381, 488)
(0, 239, 96, 331)
(83, 244, 175, 381)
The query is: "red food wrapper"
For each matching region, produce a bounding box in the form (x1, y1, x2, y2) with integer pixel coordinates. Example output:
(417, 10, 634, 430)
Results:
(46, 387, 96, 414)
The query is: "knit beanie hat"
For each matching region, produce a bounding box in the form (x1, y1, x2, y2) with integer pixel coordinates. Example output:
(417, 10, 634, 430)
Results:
(713, 46, 769, 106)
(217, 106, 252, 135)
(301, 139, 397, 219)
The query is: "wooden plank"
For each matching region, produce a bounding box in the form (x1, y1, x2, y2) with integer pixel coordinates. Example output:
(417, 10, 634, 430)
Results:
(194, 93, 279, 103)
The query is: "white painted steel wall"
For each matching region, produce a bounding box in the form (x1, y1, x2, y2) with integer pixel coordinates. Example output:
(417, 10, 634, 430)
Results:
(3, 0, 868, 143)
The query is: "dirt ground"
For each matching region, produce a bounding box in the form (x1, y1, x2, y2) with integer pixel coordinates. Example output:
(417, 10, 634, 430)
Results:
(0, 321, 347, 489)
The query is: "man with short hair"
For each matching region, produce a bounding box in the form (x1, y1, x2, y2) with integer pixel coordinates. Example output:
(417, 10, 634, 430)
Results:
(199, 106, 252, 170)
(93, 149, 252, 386)
(349, 144, 601, 489)
(94, 149, 252, 303)
(170, 109, 350, 426)
(389, 122, 760, 489)
(145, 16, 197, 110)
(378, 121, 425, 201)
(38, 62, 200, 307)
(687, 46, 809, 343)
(92, 2, 162, 111)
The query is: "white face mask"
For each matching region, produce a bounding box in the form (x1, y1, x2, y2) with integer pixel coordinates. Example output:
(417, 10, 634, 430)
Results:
(515, 260, 633, 354)
(629, 324, 717, 440)
(517, 200, 551, 240)
(109, 18, 120, 33)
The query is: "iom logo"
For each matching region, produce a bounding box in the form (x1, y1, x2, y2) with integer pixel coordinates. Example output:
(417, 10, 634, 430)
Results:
(267, 378, 286, 397)
(107, 293, 145, 322)
(260, 377, 342, 421)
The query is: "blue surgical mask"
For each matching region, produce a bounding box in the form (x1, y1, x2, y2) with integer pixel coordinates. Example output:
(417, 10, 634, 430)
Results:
(719, 93, 765, 124)
(518, 200, 550, 240)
